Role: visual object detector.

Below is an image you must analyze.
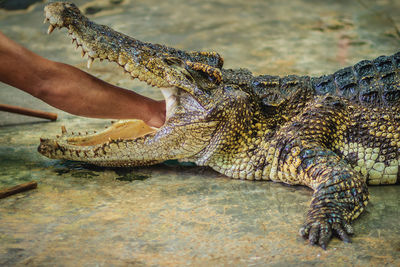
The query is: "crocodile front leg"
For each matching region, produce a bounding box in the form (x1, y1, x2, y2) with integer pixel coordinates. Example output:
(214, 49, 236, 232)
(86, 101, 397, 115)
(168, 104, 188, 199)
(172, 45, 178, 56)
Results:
(296, 146, 368, 249)
(267, 95, 369, 249)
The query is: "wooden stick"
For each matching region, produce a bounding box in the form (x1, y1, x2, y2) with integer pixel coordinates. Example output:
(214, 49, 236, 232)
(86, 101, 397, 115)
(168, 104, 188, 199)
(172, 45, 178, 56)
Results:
(0, 181, 38, 199)
(0, 103, 57, 121)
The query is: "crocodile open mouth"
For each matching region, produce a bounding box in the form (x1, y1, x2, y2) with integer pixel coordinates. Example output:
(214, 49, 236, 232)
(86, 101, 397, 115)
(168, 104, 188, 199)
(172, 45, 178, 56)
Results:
(39, 2, 221, 166)
(41, 2, 184, 148)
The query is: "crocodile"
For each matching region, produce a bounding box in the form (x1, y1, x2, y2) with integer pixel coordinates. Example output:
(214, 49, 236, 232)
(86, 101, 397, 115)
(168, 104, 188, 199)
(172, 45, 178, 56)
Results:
(39, 2, 400, 249)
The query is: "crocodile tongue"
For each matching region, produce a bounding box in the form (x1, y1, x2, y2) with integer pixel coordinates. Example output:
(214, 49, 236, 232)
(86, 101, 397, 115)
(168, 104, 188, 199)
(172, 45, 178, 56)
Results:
(39, 2, 222, 165)
(66, 120, 156, 146)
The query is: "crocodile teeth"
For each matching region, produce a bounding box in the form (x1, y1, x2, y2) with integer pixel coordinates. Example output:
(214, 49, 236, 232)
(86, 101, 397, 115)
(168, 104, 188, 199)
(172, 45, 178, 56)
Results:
(81, 50, 86, 58)
(61, 125, 67, 135)
(87, 57, 94, 69)
(47, 24, 55, 35)
(43, 18, 49, 24)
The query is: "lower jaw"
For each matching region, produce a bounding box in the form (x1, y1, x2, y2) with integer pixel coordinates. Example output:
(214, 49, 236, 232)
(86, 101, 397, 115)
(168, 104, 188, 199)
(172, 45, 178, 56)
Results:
(38, 119, 158, 162)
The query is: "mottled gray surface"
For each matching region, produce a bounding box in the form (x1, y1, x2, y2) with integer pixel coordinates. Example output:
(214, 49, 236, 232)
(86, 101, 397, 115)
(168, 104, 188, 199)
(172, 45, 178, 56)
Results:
(0, 0, 44, 10)
(0, 0, 400, 266)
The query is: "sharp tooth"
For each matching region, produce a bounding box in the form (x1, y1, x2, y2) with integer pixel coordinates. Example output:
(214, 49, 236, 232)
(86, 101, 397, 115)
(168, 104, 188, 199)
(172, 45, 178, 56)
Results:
(87, 57, 94, 69)
(61, 125, 67, 134)
(88, 51, 97, 58)
(47, 25, 55, 35)
(81, 50, 86, 58)
(72, 38, 76, 44)
(43, 17, 49, 24)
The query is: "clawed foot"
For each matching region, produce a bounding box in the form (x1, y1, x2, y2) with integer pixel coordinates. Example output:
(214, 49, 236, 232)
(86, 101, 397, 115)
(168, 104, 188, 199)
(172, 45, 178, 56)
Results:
(299, 213, 354, 249)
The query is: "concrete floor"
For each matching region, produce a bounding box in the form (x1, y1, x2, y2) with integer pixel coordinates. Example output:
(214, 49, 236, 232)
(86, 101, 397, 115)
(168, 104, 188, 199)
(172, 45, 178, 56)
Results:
(0, 0, 400, 266)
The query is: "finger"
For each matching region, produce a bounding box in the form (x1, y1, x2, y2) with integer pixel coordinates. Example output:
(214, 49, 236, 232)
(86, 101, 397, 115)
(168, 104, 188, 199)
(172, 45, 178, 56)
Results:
(333, 223, 351, 243)
(309, 224, 320, 245)
(318, 224, 332, 250)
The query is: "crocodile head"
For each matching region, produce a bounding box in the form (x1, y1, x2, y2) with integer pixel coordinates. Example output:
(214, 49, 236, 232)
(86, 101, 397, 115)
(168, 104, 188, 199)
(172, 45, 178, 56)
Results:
(38, 2, 269, 168)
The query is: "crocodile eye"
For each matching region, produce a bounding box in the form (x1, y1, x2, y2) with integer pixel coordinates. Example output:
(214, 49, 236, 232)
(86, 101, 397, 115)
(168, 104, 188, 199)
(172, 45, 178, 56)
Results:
(182, 62, 222, 91)
(185, 62, 222, 85)
(163, 57, 195, 83)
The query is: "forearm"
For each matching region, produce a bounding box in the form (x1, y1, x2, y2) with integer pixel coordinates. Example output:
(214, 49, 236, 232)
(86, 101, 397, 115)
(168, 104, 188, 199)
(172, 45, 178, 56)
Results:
(38, 61, 165, 124)
(0, 32, 48, 94)
(0, 32, 165, 127)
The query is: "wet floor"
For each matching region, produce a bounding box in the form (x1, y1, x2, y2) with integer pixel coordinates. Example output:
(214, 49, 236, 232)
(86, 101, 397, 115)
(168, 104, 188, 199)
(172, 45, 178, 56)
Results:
(1, 0, 400, 266)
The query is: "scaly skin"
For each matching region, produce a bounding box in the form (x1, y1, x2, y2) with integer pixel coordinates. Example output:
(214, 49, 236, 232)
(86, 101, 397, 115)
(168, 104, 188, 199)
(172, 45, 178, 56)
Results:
(38, 2, 400, 249)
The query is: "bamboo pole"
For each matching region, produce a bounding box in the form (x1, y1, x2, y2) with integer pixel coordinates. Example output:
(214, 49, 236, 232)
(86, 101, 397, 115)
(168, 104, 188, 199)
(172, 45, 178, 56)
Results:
(0, 181, 38, 199)
(0, 103, 57, 121)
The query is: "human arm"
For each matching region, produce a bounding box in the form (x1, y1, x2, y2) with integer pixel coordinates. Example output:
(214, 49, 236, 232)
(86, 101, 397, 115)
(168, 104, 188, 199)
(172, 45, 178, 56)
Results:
(0, 31, 165, 127)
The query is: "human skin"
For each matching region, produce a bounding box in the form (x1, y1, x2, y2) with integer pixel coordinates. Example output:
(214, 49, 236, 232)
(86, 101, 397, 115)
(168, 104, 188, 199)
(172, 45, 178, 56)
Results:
(0, 31, 166, 127)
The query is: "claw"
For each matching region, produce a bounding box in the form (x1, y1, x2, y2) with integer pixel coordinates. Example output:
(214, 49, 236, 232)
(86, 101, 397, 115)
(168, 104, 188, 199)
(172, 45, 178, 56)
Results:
(300, 211, 355, 249)
(333, 223, 351, 243)
(318, 225, 332, 250)
(309, 224, 319, 245)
